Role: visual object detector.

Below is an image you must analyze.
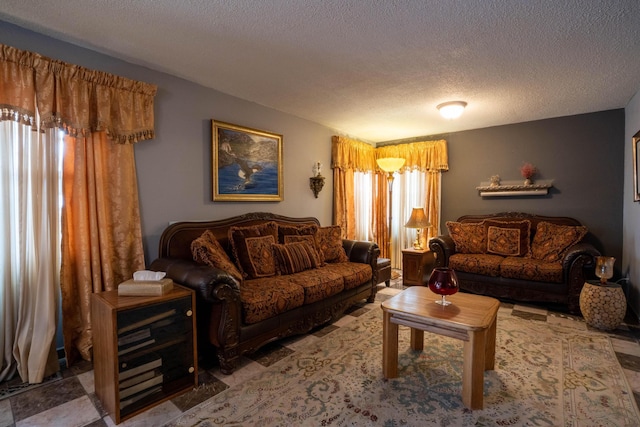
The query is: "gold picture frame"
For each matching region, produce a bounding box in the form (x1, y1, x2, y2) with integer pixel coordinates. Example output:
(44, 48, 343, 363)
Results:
(634, 130, 640, 202)
(212, 120, 283, 201)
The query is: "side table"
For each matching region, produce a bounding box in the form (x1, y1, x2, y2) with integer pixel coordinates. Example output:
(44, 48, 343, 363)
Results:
(401, 248, 435, 286)
(579, 280, 627, 330)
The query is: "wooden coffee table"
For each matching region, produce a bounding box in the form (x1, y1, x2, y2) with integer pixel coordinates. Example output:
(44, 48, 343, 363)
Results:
(381, 286, 500, 409)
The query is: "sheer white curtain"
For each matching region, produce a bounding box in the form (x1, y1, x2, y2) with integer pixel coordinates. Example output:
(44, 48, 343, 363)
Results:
(0, 121, 61, 383)
(353, 171, 374, 241)
(393, 170, 428, 267)
(352, 168, 432, 269)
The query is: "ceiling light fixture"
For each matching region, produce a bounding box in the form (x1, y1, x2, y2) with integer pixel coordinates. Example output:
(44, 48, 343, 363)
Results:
(437, 101, 467, 119)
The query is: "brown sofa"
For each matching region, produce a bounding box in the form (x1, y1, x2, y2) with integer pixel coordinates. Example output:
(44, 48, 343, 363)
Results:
(148, 212, 380, 374)
(429, 212, 600, 314)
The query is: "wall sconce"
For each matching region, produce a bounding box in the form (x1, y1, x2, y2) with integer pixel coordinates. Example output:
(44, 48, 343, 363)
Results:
(309, 161, 325, 198)
(404, 207, 430, 249)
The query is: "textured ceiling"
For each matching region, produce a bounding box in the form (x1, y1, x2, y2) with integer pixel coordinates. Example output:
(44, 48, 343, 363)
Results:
(1, 0, 640, 142)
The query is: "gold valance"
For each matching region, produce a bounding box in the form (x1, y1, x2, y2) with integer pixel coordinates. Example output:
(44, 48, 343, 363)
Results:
(332, 135, 378, 172)
(0, 43, 157, 143)
(376, 140, 448, 172)
(332, 136, 448, 172)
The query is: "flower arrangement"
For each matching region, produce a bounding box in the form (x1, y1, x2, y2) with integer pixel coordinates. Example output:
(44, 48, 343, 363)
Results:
(520, 162, 537, 180)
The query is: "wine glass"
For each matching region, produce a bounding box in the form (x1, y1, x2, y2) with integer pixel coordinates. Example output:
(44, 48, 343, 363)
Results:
(427, 267, 459, 306)
(595, 256, 615, 284)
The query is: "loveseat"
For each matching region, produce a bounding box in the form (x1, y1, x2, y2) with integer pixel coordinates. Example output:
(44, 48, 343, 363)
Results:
(429, 212, 600, 314)
(148, 212, 379, 374)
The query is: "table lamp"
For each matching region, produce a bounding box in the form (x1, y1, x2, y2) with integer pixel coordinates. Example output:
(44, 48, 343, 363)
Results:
(404, 207, 430, 250)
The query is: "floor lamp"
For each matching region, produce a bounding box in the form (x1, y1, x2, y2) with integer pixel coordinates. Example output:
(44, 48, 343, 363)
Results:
(376, 157, 405, 262)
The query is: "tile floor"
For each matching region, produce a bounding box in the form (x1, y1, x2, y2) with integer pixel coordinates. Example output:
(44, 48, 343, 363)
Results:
(2, 272, 640, 427)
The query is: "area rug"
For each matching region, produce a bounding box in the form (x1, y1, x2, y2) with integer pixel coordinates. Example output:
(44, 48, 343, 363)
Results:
(168, 307, 640, 426)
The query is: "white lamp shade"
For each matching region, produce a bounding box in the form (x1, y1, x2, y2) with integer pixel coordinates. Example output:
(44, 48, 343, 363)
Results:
(437, 101, 467, 119)
(376, 157, 405, 173)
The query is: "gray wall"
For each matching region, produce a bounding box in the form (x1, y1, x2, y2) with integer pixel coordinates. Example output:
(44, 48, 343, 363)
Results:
(443, 110, 624, 263)
(624, 89, 640, 319)
(0, 20, 337, 264)
(394, 110, 625, 277)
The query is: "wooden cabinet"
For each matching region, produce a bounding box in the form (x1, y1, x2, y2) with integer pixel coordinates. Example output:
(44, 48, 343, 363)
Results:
(91, 285, 197, 424)
(402, 249, 435, 286)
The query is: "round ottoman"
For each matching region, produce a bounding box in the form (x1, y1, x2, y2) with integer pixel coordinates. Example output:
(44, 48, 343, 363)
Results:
(579, 280, 626, 330)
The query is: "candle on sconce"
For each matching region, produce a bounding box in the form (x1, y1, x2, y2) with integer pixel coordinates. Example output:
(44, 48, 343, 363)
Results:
(313, 161, 322, 177)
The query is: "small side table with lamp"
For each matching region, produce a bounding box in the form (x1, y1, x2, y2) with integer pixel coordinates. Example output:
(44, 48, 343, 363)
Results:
(579, 256, 627, 330)
(402, 207, 435, 286)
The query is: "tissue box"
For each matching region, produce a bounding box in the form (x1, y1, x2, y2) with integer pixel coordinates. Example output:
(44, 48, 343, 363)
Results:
(118, 278, 174, 296)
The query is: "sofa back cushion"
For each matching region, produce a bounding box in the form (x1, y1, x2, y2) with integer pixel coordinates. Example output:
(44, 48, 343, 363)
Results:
(191, 230, 243, 281)
(446, 221, 486, 253)
(315, 225, 349, 263)
(229, 221, 279, 279)
(484, 220, 531, 257)
(530, 221, 588, 262)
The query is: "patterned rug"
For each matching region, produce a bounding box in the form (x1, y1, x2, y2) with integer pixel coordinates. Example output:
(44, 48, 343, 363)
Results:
(168, 306, 640, 426)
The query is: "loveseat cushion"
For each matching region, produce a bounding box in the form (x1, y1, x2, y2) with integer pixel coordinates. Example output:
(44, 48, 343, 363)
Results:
(272, 241, 321, 275)
(315, 225, 349, 263)
(446, 221, 486, 253)
(240, 276, 305, 324)
(530, 221, 588, 263)
(286, 267, 345, 304)
(229, 222, 279, 279)
(484, 220, 531, 257)
(191, 230, 243, 282)
(322, 262, 373, 290)
(449, 253, 503, 277)
(500, 257, 563, 283)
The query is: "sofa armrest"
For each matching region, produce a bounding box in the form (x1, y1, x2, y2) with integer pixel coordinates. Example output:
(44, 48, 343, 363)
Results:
(429, 235, 456, 267)
(560, 242, 600, 313)
(149, 257, 243, 351)
(342, 239, 380, 266)
(148, 258, 240, 303)
(561, 242, 600, 271)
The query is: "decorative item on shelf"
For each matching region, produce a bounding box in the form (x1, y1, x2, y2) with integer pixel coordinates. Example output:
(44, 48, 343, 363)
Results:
(579, 256, 626, 330)
(377, 157, 406, 259)
(309, 161, 325, 198)
(437, 101, 467, 119)
(520, 162, 537, 186)
(427, 267, 459, 306)
(404, 207, 430, 250)
(490, 175, 501, 187)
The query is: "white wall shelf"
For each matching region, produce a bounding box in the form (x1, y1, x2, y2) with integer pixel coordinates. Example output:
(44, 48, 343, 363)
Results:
(476, 179, 554, 197)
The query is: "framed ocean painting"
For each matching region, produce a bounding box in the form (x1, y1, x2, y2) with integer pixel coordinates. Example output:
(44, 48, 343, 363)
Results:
(212, 120, 283, 201)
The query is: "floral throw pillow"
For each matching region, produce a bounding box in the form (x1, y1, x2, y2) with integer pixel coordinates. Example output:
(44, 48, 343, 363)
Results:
(484, 220, 531, 257)
(315, 225, 349, 263)
(530, 221, 588, 263)
(229, 222, 278, 279)
(191, 230, 243, 282)
(446, 221, 486, 254)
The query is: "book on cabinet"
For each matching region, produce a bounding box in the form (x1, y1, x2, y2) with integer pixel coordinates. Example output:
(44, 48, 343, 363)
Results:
(91, 285, 197, 424)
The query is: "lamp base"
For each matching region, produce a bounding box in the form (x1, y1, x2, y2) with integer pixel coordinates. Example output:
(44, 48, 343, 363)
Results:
(412, 231, 422, 250)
